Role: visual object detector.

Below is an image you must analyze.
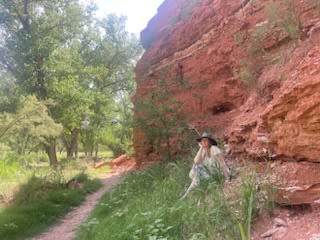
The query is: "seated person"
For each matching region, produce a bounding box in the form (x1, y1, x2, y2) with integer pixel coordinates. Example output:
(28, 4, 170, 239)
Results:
(181, 132, 231, 199)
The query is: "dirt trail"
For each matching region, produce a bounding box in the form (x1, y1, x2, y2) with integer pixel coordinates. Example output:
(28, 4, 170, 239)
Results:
(29, 155, 140, 240)
(29, 172, 122, 240)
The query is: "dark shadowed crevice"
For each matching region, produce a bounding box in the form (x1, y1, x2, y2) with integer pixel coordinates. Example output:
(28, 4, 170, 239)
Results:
(210, 102, 235, 115)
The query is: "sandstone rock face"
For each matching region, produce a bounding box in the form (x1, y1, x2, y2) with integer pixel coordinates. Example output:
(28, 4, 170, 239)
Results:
(133, 0, 320, 204)
(272, 161, 320, 205)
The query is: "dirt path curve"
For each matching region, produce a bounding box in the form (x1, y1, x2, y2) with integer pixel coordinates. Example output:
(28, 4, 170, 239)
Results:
(29, 172, 123, 240)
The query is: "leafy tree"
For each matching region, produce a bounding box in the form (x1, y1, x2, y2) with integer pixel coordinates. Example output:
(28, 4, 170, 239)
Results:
(0, 95, 62, 159)
(46, 43, 94, 159)
(98, 91, 136, 157)
(0, 1, 142, 163)
(0, 0, 92, 165)
(78, 14, 142, 158)
(0, 71, 19, 113)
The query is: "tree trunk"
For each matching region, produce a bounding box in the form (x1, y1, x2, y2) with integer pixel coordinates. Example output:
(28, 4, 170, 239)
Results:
(46, 139, 58, 167)
(88, 144, 94, 157)
(65, 128, 80, 159)
(94, 144, 99, 161)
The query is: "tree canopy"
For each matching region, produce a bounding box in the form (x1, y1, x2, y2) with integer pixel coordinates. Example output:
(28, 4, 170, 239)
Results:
(0, 0, 142, 165)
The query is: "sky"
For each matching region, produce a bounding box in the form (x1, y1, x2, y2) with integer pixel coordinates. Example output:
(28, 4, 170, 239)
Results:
(93, 0, 164, 35)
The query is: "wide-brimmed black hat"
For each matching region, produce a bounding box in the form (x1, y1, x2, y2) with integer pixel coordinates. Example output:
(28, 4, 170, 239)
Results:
(196, 132, 218, 146)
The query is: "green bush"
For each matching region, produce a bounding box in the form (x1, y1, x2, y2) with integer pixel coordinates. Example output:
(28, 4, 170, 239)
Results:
(134, 79, 192, 161)
(266, 0, 302, 41)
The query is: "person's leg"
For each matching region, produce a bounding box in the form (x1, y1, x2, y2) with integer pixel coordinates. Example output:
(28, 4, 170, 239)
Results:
(181, 175, 199, 199)
(216, 154, 231, 180)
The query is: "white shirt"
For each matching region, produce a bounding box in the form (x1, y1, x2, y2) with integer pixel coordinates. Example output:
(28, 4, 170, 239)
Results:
(194, 145, 222, 173)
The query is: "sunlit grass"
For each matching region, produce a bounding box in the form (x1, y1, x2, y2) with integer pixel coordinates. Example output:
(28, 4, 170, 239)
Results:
(0, 150, 274, 240)
(75, 150, 114, 160)
(0, 174, 102, 240)
(87, 165, 111, 178)
(0, 153, 113, 240)
(75, 154, 274, 240)
(75, 157, 236, 239)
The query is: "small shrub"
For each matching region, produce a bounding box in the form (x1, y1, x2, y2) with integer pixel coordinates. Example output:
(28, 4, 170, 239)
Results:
(134, 78, 191, 161)
(266, 0, 302, 41)
(234, 24, 268, 88)
(247, 25, 267, 57)
(235, 0, 303, 91)
(233, 31, 248, 48)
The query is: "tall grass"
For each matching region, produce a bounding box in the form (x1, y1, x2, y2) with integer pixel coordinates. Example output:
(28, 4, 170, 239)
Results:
(0, 156, 104, 240)
(237, 174, 256, 240)
(0, 156, 32, 207)
(75, 154, 274, 240)
(75, 157, 235, 239)
(0, 173, 102, 240)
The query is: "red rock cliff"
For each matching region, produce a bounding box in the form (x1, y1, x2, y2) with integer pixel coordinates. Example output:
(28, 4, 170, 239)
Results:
(133, 0, 320, 205)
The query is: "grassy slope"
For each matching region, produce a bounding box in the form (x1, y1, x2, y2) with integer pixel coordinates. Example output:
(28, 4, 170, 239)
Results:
(75, 158, 245, 240)
(0, 160, 104, 240)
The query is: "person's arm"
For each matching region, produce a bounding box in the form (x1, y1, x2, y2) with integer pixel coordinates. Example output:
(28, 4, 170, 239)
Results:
(194, 146, 203, 164)
(211, 146, 230, 179)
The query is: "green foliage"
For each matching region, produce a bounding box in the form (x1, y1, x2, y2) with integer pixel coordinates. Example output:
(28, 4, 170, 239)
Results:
(75, 14, 141, 158)
(225, 161, 276, 239)
(100, 126, 125, 157)
(0, 159, 102, 240)
(236, 62, 257, 88)
(241, 24, 268, 88)
(75, 158, 236, 240)
(0, 95, 63, 155)
(238, 175, 256, 240)
(233, 24, 268, 89)
(233, 31, 248, 49)
(266, 0, 302, 41)
(238, 221, 247, 240)
(0, 157, 18, 179)
(0, 72, 19, 113)
(102, 92, 136, 156)
(0, 155, 31, 207)
(75, 155, 275, 240)
(134, 79, 192, 161)
(237, 171, 274, 240)
(234, 0, 304, 89)
(0, 0, 89, 96)
(247, 25, 268, 57)
(0, 1, 142, 161)
(80, 91, 136, 158)
(0, 0, 91, 163)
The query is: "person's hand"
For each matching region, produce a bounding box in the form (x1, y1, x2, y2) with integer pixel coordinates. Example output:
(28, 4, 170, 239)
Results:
(198, 142, 203, 148)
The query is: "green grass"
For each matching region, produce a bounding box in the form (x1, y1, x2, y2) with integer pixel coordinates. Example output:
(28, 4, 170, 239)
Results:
(0, 151, 274, 240)
(74, 157, 250, 240)
(0, 154, 108, 240)
(75, 154, 274, 240)
(0, 171, 102, 240)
